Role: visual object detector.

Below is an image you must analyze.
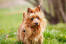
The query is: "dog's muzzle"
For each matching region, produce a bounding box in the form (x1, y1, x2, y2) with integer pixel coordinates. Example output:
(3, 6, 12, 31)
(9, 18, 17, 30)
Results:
(35, 23, 38, 25)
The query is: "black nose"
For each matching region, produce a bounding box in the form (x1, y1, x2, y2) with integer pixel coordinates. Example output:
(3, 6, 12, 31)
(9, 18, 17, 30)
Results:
(23, 30, 25, 32)
(35, 23, 38, 25)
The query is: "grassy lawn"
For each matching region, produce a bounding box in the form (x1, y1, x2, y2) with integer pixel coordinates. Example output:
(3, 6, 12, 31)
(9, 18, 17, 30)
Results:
(0, 8, 66, 44)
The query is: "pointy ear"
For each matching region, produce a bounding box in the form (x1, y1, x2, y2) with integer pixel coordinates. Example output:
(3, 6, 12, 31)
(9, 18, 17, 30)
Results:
(23, 12, 26, 20)
(35, 5, 40, 12)
(28, 8, 34, 13)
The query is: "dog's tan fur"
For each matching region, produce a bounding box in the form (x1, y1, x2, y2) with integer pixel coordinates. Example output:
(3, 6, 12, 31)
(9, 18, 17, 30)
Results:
(17, 6, 47, 44)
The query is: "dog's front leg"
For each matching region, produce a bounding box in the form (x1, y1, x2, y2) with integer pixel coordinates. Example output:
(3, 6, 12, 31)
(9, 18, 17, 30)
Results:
(38, 36, 43, 44)
(25, 39, 31, 44)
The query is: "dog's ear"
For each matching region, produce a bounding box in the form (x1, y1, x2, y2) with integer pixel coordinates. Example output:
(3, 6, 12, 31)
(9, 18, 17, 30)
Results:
(23, 12, 26, 20)
(28, 8, 34, 13)
(35, 5, 40, 12)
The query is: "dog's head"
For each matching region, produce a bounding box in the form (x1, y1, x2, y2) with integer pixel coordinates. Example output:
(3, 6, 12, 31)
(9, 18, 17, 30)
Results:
(23, 6, 42, 28)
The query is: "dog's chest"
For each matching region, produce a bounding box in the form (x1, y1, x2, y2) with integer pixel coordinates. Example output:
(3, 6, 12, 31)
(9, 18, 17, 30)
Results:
(34, 37, 39, 41)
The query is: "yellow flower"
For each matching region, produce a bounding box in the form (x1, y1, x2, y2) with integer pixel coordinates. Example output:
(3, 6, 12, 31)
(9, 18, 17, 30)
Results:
(65, 36, 66, 38)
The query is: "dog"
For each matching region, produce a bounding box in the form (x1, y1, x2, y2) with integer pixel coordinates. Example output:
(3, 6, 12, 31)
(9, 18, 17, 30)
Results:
(17, 6, 47, 44)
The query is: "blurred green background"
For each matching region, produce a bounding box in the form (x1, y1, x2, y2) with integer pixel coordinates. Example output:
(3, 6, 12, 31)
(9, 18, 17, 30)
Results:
(0, 0, 66, 44)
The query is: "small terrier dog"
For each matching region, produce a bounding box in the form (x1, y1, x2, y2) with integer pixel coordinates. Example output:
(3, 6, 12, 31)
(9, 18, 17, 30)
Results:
(17, 6, 47, 44)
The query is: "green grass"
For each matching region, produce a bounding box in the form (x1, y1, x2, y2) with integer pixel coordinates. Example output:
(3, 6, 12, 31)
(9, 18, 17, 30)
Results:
(0, 8, 66, 44)
(43, 24, 66, 44)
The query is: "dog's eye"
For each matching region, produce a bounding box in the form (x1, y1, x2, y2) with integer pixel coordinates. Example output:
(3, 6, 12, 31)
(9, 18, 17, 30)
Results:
(31, 18, 34, 20)
(36, 17, 39, 19)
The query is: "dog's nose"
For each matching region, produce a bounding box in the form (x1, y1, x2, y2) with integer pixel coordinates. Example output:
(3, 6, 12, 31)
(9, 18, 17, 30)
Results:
(35, 23, 38, 25)
(23, 29, 25, 32)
